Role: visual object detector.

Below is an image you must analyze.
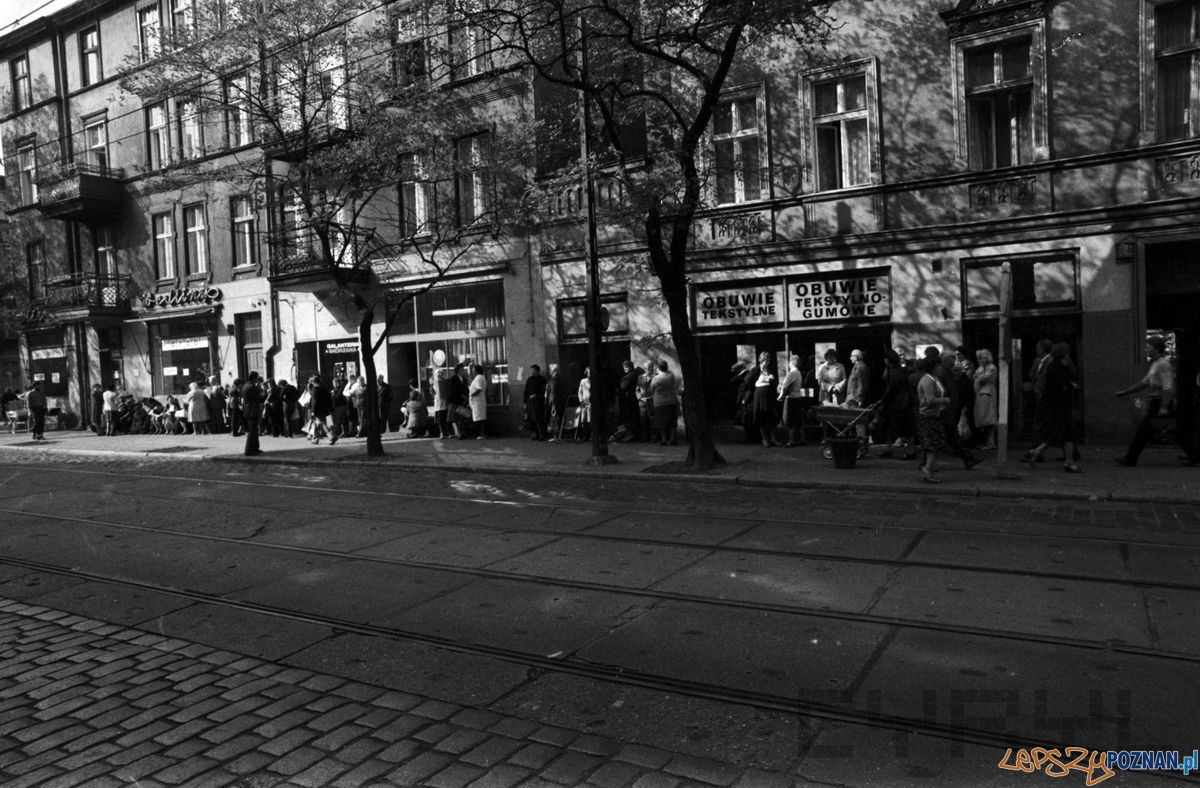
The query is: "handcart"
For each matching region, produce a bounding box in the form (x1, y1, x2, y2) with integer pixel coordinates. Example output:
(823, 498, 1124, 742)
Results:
(812, 404, 877, 460)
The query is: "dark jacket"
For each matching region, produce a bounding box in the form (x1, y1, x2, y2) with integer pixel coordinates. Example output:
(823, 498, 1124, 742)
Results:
(241, 382, 264, 418)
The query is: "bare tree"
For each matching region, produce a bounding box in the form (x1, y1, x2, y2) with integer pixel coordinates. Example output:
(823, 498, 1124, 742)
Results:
(120, 0, 533, 455)
(472, 0, 834, 468)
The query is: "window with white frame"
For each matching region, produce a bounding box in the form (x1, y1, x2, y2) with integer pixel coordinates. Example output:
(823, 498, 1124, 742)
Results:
(147, 102, 170, 169)
(1154, 0, 1200, 140)
(183, 204, 208, 276)
(456, 133, 491, 225)
(138, 5, 161, 62)
(153, 212, 175, 279)
(16, 142, 38, 205)
(231, 196, 256, 268)
(712, 91, 764, 205)
(393, 6, 428, 87)
(171, 0, 194, 38)
(81, 116, 108, 171)
(178, 98, 203, 159)
(80, 26, 101, 86)
(400, 152, 433, 236)
(224, 73, 253, 147)
(27, 242, 44, 301)
(95, 227, 117, 277)
(11, 54, 32, 112)
(449, 3, 493, 82)
(812, 73, 870, 191)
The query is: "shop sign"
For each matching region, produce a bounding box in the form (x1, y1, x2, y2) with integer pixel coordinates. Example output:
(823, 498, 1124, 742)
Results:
(31, 347, 66, 360)
(323, 341, 360, 356)
(788, 275, 891, 322)
(141, 286, 223, 310)
(695, 282, 786, 328)
(161, 337, 209, 351)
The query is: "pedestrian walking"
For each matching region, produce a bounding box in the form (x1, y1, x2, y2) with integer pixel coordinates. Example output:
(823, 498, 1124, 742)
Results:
(21, 381, 48, 441)
(651, 359, 680, 446)
(877, 350, 915, 458)
(1115, 335, 1175, 467)
(1023, 342, 1082, 473)
(524, 364, 547, 441)
(241, 372, 264, 456)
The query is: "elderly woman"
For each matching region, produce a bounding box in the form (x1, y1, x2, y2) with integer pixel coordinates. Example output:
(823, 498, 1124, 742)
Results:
(973, 349, 999, 450)
(184, 381, 211, 435)
(817, 348, 847, 406)
(777, 354, 808, 447)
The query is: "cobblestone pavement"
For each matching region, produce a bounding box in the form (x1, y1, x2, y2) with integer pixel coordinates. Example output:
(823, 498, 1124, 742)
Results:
(0, 599, 787, 788)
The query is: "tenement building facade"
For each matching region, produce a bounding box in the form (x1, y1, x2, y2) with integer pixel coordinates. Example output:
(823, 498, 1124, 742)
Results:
(3, 0, 1199, 442)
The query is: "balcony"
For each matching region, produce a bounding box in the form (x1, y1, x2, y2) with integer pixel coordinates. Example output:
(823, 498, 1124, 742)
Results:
(259, 115, 351, 162)
(33, 273, 135, 322)
(267, 226, 374, 289)
(36, 162, 126, 223)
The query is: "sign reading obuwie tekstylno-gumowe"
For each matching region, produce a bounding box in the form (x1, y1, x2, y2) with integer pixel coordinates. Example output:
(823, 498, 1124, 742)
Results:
(789, 274, 891, 323)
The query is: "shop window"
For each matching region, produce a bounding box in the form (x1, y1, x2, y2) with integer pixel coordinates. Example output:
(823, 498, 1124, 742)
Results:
(712, 89, 765, 204)
(27, 242, 44, 301)
(178, 97, 203, 159)
(11, 54, 31, 112)
(231, 196, 256, 268)
(81, 116, 108, 172)
(147, 102, 170, 169)
(1152, 0, 1200, 141)
(27, 330, 68, 398)
(138, 5, 161, 62)
(558, 295, 629, 342)
(153, 318, 214, 394)
(962, 253, 1079, 316)
(803, 61, 880, 193)
(947, 12, 1047, 169)
(153, 211, 176, 280)
(80, 26, 101, 87)
(416, 280, 505, 332)
(183, 204, 208, 276)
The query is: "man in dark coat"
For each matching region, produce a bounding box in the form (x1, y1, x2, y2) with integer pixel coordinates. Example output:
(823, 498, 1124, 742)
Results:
(524, 364, 547, 440)
(279, 380, 299, 437)
(614, 360, 641, 441)
(241, 372, 264, 456)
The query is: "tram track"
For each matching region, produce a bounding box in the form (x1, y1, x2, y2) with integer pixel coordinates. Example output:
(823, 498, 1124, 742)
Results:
(1, 497, 1197, 665)
(0, 460, 1196, 770)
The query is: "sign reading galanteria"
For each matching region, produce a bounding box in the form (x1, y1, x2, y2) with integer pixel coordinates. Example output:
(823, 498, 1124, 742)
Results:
(789, 275, 891, 322)
(141, 286, 223, 310)
(695, 283, 786, 328)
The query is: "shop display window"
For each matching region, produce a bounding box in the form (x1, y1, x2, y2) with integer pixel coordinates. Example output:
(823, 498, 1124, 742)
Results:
(152, 318, 214, 394)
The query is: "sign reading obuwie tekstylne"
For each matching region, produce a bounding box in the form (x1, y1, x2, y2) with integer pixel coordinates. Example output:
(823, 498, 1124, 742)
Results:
(694, 282, 786, 329)
(789, 274, 891, 323)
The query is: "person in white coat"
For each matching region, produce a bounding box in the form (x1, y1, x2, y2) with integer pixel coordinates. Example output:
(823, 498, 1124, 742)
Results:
(468, 364, 488, 439)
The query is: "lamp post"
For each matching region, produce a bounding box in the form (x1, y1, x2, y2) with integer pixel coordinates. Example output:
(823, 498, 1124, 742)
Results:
(577, 16, 616, 465)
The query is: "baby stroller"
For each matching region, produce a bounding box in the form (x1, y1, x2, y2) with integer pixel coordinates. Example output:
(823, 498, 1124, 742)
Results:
(813, 403, 878, 460)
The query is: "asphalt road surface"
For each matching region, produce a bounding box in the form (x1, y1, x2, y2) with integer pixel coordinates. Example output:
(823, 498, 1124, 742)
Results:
(0, 455, 1196, 786)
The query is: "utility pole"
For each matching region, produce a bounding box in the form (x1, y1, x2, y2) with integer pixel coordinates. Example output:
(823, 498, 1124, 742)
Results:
(577, 15, 616, 465)
(996, 262, 1012, 471)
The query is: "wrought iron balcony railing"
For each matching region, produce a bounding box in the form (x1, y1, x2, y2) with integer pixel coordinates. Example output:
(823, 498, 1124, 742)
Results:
(267, 226, 375, 283)
(36, 162, 126, 222)
(33, 273, 134, 313)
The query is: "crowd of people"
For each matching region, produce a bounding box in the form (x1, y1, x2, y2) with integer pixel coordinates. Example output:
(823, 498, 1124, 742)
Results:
(730, 342, 1091, 483)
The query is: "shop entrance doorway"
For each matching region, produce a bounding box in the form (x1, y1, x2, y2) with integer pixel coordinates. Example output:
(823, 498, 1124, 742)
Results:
(1145, 239, 1200, 448)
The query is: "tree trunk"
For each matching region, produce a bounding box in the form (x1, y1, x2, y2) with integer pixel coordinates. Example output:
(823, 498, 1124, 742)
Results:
(358, 307, 384, 457)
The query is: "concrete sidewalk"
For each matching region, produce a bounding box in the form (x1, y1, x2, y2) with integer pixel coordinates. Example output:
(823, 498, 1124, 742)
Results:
(1, 424, 1198, 504)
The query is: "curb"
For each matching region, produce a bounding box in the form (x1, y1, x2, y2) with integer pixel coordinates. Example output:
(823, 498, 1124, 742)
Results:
(2, 443, 1195, 506)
